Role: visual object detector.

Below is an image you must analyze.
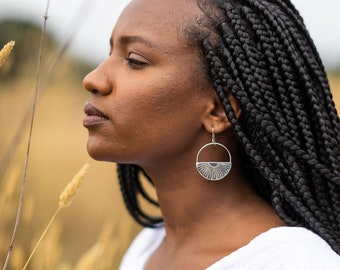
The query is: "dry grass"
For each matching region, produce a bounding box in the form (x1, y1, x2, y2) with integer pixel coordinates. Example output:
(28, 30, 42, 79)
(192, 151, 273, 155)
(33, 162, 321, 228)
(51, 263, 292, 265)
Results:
(0, 41, 15, 68)
(22, 163, 90, 270)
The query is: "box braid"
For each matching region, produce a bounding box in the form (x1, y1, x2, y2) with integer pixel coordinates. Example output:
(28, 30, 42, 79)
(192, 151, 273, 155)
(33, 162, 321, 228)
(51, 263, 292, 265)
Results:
(117, 164, 162, 227)
(116, 0, 340, 254)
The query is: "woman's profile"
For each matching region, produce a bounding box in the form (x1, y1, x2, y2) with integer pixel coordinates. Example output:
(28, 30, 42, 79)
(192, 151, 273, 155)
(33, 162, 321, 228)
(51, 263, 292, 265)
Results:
(82, 0, 340, 269)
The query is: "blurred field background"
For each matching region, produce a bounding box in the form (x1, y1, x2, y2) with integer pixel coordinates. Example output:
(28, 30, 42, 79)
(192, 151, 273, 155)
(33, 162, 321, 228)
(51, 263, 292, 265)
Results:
(0, 21, 144, 270)
(1, 18, 340, 270)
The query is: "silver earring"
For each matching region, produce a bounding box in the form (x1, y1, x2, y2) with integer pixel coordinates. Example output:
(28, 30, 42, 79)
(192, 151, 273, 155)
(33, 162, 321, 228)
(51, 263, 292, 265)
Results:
(196, 127, 232, 181)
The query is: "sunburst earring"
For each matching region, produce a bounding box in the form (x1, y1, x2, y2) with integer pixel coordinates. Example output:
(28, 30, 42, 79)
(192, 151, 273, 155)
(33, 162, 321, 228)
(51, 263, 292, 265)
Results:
(196, 127, 232, 181)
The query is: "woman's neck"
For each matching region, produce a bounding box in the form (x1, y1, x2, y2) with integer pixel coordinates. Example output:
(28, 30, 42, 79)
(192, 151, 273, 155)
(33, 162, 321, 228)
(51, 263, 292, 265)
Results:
(146, 160, 285, 246)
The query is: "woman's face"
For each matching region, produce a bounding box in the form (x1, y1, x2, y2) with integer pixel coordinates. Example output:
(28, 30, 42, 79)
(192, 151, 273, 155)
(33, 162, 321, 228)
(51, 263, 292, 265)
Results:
(83, 0, 213, 168)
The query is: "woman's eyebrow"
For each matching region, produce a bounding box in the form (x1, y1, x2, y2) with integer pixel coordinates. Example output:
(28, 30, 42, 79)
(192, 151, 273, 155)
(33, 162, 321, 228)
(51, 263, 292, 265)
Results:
(109, 35, 164, 52)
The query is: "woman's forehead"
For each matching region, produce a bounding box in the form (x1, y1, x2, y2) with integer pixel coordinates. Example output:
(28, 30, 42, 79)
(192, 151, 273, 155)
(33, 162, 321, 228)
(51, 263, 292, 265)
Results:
(118, 0, 202, 28)
(111, 0, 204, 48)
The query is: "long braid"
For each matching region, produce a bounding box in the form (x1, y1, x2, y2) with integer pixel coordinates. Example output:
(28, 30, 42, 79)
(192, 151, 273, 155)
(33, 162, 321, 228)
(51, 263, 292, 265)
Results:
(194, 0, 340, 254)
(117, 164, 162, 227)
(249, 0, 340, 170)
(241, 2, 334, 222)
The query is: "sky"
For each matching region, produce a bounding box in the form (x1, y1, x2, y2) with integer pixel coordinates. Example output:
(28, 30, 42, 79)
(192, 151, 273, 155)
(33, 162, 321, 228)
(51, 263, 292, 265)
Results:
(0, 0, 340, 68)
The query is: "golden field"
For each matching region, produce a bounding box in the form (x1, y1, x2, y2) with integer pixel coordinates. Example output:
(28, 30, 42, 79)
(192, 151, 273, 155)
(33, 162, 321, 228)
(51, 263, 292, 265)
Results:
(0, 27, 340, 269)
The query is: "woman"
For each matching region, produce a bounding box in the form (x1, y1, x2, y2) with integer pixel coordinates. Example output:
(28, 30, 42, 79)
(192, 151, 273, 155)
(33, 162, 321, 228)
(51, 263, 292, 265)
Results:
(83, 0, 340, 268)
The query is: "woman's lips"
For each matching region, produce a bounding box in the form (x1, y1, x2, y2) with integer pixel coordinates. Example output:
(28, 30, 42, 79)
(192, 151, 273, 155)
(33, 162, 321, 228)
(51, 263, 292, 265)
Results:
(83, 103, 108, 127)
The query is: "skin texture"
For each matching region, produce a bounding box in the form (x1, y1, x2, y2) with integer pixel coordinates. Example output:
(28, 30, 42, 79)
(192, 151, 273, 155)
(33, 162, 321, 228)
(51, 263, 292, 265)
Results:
(83, 0, 286, 269)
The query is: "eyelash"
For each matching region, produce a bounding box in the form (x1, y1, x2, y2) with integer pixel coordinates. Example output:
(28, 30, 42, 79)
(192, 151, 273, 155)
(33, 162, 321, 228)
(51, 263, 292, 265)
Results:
(125, 57, 148, 69)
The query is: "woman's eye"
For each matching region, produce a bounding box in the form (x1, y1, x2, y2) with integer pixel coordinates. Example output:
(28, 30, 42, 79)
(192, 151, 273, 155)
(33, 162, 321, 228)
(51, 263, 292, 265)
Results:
(125, 53, 149, 68)
(126, 58, 146, 67)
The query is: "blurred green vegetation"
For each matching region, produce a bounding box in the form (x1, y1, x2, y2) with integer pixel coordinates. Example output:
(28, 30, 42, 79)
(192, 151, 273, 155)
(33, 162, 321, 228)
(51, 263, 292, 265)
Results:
(0, 20, 94, 81)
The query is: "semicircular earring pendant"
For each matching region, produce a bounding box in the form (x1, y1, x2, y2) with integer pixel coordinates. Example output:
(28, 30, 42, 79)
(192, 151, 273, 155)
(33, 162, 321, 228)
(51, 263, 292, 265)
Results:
(196, 128, 232, 181)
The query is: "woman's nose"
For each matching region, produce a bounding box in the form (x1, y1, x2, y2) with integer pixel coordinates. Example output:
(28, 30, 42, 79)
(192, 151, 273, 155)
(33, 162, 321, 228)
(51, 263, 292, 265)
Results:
(83, 61, 113, 95)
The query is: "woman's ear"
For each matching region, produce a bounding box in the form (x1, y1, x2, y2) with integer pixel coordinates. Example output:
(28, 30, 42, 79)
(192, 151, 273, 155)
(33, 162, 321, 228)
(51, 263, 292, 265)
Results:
(201, 90, 241, 133)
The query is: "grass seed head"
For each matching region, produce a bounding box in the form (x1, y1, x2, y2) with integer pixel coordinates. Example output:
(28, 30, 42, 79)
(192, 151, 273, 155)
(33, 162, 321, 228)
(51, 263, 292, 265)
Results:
(0, 41, 15, 68)
(59, 163, 90, 207)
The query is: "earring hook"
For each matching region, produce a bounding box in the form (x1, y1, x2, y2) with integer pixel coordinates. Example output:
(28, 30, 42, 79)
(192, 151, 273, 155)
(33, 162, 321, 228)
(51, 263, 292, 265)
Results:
(212, 126, 215, 144)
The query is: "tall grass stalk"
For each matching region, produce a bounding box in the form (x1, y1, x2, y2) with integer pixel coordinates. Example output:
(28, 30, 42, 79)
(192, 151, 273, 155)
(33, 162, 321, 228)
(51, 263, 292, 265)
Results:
(22, 163, 89, 270)
(2, 1, 50, 269)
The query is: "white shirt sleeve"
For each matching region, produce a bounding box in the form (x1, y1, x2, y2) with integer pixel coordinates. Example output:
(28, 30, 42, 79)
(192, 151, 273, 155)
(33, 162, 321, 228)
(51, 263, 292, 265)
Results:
(207, 227, 340, 270)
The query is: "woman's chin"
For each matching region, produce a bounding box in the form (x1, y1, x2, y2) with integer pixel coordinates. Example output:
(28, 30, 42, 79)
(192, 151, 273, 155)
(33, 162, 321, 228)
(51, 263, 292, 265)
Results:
(86, 140, 110, 161)
(86, 140, 125, 163)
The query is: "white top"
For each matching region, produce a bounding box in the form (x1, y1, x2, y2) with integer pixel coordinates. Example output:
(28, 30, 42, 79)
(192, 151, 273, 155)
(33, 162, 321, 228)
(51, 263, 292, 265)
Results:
(119, 226, 340, 269)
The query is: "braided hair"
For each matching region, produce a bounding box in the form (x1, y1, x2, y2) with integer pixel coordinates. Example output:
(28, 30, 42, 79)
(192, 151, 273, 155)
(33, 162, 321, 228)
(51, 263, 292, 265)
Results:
(117, 0, 340, 254)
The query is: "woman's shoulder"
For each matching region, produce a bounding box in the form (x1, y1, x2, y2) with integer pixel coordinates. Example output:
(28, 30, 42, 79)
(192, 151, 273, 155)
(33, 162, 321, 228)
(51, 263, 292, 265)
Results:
(259, 226, 339, 259)
(208, 226, 340, 269)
